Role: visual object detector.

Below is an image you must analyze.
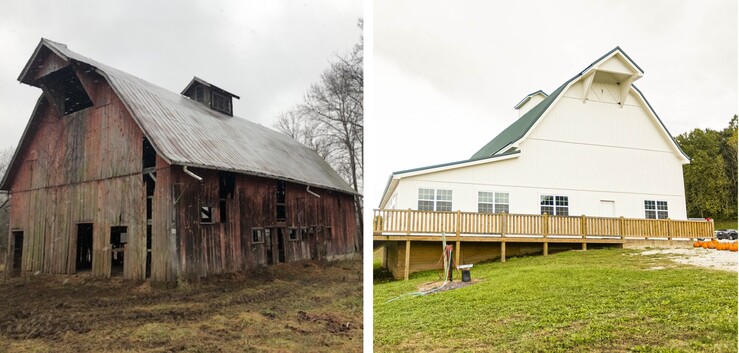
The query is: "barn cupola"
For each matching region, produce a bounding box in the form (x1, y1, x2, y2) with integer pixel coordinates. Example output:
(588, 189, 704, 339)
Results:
(18, 38, 95, 116)
(579, 47, 644, 108)
(181, 77, 240, 117)
(514, 90, 547, 117)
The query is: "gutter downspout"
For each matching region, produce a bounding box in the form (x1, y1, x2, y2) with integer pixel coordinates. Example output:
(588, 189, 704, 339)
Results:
(306, 185, 320, 198)
(183, 166, 202, 182)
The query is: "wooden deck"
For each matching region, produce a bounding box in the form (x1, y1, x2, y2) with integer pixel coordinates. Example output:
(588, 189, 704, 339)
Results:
(373, 209, 715, 280)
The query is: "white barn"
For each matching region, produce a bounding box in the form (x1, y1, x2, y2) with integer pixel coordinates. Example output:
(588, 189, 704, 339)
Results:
(379, 47, 690, 221)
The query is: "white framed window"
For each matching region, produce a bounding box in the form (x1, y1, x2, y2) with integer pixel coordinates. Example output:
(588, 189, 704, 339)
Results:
(252, 228, 264, 243)
(478, 192, 509, 213)
(417, 188, 453, 211)
(644, 200, 668, 219)
(541, 195, 568, 216)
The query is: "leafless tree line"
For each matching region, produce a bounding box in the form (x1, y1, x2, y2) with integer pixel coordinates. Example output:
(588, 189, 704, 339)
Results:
(275, 20, 364, 249)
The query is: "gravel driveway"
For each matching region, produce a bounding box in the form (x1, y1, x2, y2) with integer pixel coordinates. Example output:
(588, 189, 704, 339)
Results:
(641, 247, 738, 272)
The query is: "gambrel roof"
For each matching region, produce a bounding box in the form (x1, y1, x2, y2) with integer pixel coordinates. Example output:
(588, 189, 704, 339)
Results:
(3, 38, 356, 195)
(470, 47, 689, 162)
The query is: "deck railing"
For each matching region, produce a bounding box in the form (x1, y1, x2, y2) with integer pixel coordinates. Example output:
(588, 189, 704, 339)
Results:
(372, 209, 714, 240)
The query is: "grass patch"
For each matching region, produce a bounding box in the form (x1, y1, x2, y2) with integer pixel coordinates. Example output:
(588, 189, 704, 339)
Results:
(714, 219, 737, 230)
(374, 248, 737, 352)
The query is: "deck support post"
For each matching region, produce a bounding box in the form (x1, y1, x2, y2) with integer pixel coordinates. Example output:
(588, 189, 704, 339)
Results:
(581, 214, 587, 251)
(404, 240, 411, 281)
(455, 210, 461, 266)
(382, 244, 388, 268)
(543, 213, 549, 256)
(501, 241, 506, 263)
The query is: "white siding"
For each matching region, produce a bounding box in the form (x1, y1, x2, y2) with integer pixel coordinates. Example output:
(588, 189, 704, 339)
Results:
(389, 80, 687, 220)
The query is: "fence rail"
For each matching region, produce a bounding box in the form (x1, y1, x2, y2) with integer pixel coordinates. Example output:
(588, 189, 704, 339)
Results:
(373, 209, 714, 240)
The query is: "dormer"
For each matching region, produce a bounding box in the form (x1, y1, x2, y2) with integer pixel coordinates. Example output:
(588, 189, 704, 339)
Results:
(514, 90, 548, 117)
(181, 77, 240, 116)
(579, 47, 644, 108)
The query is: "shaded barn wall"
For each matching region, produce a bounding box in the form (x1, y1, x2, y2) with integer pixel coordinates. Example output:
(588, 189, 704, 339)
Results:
(6, 70, 146, 279)
(161, 167, 358, 279)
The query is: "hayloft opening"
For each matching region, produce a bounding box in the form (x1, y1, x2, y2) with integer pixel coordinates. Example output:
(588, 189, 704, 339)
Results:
(40, 66, 93, 116)
(76, 223, 93, 272)
(143, 138, 156, 170)
(110, 226, 127, 276)
(219, 171, 235, 224)
(276, 181, 286, 222)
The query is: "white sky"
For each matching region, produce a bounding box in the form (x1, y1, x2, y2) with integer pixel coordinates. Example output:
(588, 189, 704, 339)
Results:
(0, 0, 362, 150)
(365, 0, 738, 209)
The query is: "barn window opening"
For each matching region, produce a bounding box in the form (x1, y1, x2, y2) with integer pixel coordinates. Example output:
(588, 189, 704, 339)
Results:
(301, 227, 310, 241)
(644, 200, 668, 219)
(110, 226, 127, 277)
(478, 192, 509, 213)
(200, 206, 214, 223)
(40, 66, 93, 115)
(212, 91, 232, 115)
(219, 172, 235, 224)
(276, 181, 286, 222)
(195, 86, 205, 102)
(289, 228, 298, 241)
(142, 138, 156, 170)
(541, 195, 569, 216)
(418, 188, 452, 211)
(252, 228, 264, 243)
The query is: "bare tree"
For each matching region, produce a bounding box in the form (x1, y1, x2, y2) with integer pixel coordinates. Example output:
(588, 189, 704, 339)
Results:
(275, 20, 364, 249)
(0, 146, 15, 259)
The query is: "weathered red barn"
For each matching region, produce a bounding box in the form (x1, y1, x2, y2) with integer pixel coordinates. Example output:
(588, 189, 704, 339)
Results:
(2, 39, 360, 282)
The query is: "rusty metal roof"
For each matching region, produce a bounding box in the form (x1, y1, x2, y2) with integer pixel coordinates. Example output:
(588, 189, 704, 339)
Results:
(34, 39, 356, 195)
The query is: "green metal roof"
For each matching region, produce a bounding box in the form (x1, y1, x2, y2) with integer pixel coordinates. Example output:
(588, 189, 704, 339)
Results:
(470, 78, 573, 160)
(470, 46, 662, 161)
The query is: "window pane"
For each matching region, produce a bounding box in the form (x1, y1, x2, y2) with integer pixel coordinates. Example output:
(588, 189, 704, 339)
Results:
(495, 192, 509, 204)
(495, 204, 510, 214)
(541, 206, 554, 215)
(418, 200, 434, 211)
(657, 211, 669, 219)
(478, 192, 493, 203)
(656, 201, 668, 211)
(437, 201, 452, 212)
(555, 207, 569, 216)
(645, 210, 656, 219)
(437, 189, 452, 201)
(644, 200, 655, 210)
(478, 203, 493, 213)
(555, 196, 568, 206)
(541, 195, 554, 206)
(418, 188, 434, 200)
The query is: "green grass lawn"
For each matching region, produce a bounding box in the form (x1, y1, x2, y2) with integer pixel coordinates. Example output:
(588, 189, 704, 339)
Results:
(374, 248, 737, 353)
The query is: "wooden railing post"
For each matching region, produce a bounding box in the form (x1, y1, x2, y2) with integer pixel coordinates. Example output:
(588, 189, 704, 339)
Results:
(543, 212, 549, 256)
(667, 218, 672, 241)
(581, 214, 587, 251)
(405, 209, 411, 236)
(619, 216, 625, 241)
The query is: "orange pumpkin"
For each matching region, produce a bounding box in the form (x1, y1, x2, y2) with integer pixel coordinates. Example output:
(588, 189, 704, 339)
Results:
(702, 242, 709, 249)
(708, 242, 716, 249)
(693, 241, 701, 248)
(731, 243, 738, 252)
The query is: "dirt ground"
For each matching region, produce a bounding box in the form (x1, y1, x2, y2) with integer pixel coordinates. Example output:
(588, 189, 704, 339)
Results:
(641, 247, 738, 272)
(0, 259, 362, 353)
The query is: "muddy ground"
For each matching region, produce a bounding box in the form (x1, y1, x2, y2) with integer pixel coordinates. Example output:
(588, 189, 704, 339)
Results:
(0, 259, 362, 353)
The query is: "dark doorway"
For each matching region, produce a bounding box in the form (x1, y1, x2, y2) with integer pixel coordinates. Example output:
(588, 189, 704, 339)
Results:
(76, 223, 93, 272)
(146, 225, 152, 278)
(11, 231, 23, 275)
(110, 226, 127, 276)
(308, 228, 318, 260)
(277, 228, 286, 263)
(266, 229, 273, 265)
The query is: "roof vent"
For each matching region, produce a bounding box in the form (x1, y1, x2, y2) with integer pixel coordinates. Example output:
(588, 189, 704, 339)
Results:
(514, 90, 547, 117)
(181, 77, 240, 116)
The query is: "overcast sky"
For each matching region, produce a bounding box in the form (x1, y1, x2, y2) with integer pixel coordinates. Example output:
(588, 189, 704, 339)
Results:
(0, 0, 361, 150)
(365, 0, 738, 208)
